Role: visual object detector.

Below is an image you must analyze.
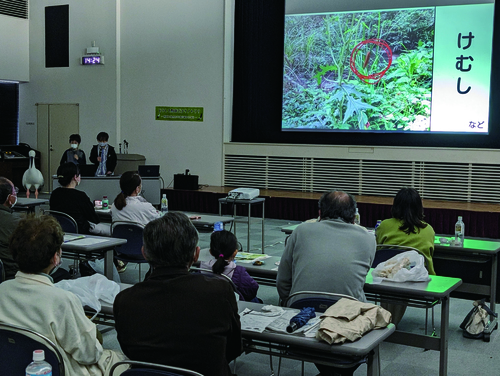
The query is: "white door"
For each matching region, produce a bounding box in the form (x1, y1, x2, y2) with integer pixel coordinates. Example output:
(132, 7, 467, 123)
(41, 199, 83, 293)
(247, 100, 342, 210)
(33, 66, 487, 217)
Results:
(37, 104, 79, 191)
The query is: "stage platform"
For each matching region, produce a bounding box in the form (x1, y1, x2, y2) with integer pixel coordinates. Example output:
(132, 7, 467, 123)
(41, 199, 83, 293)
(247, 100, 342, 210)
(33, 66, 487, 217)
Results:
(161, 186, 500, 239)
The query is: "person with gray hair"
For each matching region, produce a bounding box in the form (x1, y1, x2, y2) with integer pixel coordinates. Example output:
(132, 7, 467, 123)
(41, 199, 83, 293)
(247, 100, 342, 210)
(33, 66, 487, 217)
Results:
(113, 212, 242, 376)
(277, 190, 376, 376)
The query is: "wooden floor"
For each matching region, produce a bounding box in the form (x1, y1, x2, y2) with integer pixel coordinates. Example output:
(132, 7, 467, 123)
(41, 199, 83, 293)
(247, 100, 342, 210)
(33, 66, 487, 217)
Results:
(197, 185, 500, 213)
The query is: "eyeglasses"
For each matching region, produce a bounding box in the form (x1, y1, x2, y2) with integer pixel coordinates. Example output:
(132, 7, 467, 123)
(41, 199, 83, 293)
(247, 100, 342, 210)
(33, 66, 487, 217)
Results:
(13, 187, 19, 195)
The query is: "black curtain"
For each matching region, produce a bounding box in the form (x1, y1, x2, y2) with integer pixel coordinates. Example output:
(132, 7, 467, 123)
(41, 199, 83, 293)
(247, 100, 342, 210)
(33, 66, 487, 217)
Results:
(0, 83, 19, 145)
(232, 0, 285, 142)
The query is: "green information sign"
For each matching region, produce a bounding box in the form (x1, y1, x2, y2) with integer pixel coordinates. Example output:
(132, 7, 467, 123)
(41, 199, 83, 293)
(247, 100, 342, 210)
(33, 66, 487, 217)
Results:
(155, 106, 204, 122)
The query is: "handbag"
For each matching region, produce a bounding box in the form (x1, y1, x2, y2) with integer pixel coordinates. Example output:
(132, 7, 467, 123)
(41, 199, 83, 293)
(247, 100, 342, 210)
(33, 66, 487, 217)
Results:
(459, 299, 497, 339)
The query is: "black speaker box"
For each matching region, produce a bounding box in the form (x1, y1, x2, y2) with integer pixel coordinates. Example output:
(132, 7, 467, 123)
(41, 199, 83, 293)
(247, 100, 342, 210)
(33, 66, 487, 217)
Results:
(174, 174, 199, 190)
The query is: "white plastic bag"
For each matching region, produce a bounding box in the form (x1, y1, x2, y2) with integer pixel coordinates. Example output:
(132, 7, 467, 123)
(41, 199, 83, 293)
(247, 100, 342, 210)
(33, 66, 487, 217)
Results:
(371, 250, 430, 283)
(88, 258, 121, 283)
(55, 274, 120, 318)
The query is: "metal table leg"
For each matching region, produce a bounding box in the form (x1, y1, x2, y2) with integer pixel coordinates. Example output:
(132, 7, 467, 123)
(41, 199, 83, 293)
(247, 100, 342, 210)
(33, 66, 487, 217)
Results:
(439, 296, 449, 376)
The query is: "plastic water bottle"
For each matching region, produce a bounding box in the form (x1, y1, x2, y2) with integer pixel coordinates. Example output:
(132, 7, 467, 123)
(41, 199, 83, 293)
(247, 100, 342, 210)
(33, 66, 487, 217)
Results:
(455, 216, 465, 245)
(102, 195, 109, 209)
(374, 219, 382, 231)
(26, 350, 52, 376)
(161, 194, 168, 214)
(354, 208, 361, 225)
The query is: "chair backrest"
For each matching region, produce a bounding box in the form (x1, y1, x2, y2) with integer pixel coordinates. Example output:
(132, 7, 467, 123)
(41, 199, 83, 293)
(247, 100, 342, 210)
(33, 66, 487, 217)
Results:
(110, 360, 203, 376)
(372, 244, 420, 268)
(286, 291, 358, 313)
(0, 322, 65, 376)
(44, 210, 79, 234)
(111, 221, 145, 257)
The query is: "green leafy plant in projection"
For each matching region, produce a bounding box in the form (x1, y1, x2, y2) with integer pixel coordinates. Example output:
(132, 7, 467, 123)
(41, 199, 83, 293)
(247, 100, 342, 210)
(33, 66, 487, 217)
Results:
(282, 9, 434, 131)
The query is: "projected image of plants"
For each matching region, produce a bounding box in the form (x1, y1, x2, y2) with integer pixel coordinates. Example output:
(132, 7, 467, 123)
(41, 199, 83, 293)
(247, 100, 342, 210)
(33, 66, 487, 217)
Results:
(282, 8, 435, 132)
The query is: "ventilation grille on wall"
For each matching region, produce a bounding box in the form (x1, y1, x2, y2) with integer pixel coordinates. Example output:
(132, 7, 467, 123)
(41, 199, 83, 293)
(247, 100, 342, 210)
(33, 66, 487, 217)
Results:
(0, 0, 28, 19)
(224, 155, 500, 203)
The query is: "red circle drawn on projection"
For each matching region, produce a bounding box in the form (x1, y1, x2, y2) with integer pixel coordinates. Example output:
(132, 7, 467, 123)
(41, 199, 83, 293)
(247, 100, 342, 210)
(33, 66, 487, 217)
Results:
(349, 39, 392, 84)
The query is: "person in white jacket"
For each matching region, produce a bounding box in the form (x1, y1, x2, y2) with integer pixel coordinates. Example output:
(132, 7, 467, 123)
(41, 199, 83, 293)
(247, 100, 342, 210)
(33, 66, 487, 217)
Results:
(0, 215, 127, 376)
(111, 171, 160, 226)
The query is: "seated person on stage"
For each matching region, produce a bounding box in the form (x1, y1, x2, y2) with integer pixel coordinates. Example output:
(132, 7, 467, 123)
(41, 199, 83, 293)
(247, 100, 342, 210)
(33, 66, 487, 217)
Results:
(90, 132, 117, 176)
(200, 229, 260, 302)
(0, 177, 23, 279)
(60, 133, 87, 166)
(376, 187, 436, 275)
(50, 163, 110, 235)
(113, 212, 242, 376)
(277, 190, 376, 376)
(0, 215, 126, 375)
(110, 171, 160, 226)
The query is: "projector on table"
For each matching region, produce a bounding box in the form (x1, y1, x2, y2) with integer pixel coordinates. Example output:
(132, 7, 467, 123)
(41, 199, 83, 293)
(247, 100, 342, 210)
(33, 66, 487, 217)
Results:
(227, 188, 260, 200)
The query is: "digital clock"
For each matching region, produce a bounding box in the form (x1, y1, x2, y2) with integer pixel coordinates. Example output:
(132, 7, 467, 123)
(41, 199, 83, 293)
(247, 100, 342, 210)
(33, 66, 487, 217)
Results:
(81, 55, 104, 65)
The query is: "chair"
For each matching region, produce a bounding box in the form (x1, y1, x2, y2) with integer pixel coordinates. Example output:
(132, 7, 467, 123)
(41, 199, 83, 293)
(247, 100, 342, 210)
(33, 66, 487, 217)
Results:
(110, 360, 203, 376)
(0, 322, 65, 376)
(372, 244, 420, 268)
(111, 221, 148, 280)
(283, 291, 365, 376)
(373, 244, 437, 335)
(43, 209, 79, 233)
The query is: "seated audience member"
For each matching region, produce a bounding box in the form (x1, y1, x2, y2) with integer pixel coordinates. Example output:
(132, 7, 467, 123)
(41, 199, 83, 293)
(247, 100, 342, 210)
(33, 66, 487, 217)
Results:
(375, 187, 435, 326)
(113, 212, 242, 376)
(277, 190, 376, 376)
(376, 187, 436, 275)
(0, 177, 22, 279)
(90, 132, 117, 176)
(0, 215, 126, 375)
(50, 162, 110, 235)
(200, 230, 260, 302)
(60, 133, 87, 166)
(111, 171, 160, 225)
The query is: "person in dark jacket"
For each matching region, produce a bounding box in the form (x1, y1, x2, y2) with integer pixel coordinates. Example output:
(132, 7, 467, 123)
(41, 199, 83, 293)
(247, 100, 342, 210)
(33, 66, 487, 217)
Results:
(89, 132, 117, 176)
(200, 230, 260, 302)
(113, 213, 242, 376)
(60, 134, 87, 166)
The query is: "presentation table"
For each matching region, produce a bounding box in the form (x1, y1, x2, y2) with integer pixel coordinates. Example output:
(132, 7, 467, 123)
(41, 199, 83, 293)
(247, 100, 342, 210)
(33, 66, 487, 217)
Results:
(219, 197, 265, 253)
(61, 234, 126, 279)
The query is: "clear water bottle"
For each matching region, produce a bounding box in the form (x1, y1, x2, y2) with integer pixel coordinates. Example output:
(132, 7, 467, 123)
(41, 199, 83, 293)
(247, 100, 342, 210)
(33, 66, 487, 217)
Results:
(102, 195, 109, 209)
(374, 219, 382, 231)
(455, 216, 465, 245)
(161, 194, 168, 214)
(354, 208, 361, 225)
(26, 350, 52, 376)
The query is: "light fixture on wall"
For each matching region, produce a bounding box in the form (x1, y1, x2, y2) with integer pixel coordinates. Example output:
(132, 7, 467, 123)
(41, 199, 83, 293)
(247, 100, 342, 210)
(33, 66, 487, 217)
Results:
(81, 41, 104, 65)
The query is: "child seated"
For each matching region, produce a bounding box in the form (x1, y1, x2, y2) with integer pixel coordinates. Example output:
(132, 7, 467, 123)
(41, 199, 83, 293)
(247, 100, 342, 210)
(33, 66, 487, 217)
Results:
(201, 230, 260, 302)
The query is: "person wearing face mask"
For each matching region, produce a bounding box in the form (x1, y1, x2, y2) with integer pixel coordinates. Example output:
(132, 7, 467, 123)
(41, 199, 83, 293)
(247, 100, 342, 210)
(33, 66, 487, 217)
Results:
(89, 131, 117, 176)
(0, 177, 22, 279)
(60, 133, 87, 166)
(0, 215, 127, 375)
(111, 171, 160, 226)
(50, 163, 110, 235)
